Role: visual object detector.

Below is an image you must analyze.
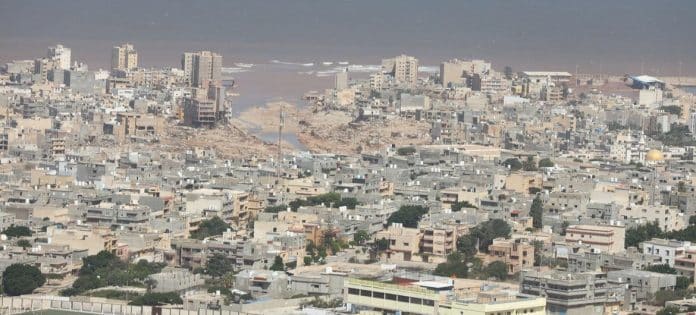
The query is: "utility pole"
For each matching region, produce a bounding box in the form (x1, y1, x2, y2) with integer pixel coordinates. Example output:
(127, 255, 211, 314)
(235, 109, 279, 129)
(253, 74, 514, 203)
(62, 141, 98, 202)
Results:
(277, 106, 285, 203)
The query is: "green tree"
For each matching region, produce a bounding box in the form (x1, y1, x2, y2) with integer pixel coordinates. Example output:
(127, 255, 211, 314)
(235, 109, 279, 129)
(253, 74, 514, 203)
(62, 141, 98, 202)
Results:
(335, 197, 359, 209)
(265, 204, 287, 213)
(374, 238, 389, 251)
(16, 239, 31, 249)
(2, 225, 32, 238)
(2, 264, 46, 296)
(560, 221, 570, 236)
(269, 256, 285, 271)
(502, 158, 522, 171)
(471, 219, 512, 253)
(645, 264, 677, 274)
(206, 254, 234, 277)
(483, 261, 508, 280)
(652, 124, 696, 147)
(666, 225, 696, 242)
(522, 156, 538, 171)
(451, 201, 477, 212)
(529, 196, 543, 229)
(353, 230, 369, 245)
(303, 256, 313, 266)
(653, 289, 684, 306)
(306, 192, 342, 207)
(289, 199, 308, 211)
(679, 181, 688, 193)
(538, 158, 555, 168)
(656, 306, 681, 315)
(676, 276, 691, 290)
(80, 250, 124, 275)
(434, 252, 470, 278)
(190, 216, 230, 240)
(659, 105, 682, 116)
(386, 205, 429, 228)
(626, 221, 663, 248)
(129, 292, 183, 306)
(456, 234, 478, 256)
(397, 146, 417, 156)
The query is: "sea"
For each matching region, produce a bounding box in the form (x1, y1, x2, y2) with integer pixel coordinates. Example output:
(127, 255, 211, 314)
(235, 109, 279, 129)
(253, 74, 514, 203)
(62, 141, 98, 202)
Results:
(1, 0, 696, 147)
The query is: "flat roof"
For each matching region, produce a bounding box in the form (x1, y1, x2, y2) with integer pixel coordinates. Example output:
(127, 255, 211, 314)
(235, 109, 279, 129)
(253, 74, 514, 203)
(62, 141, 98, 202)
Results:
(522, 71, 572, 77)
(632, 75, 664, 84)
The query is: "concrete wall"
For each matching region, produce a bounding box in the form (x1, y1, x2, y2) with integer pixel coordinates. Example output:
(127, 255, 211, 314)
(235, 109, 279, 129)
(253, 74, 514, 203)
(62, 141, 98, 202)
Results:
(0, 296, 256, 315)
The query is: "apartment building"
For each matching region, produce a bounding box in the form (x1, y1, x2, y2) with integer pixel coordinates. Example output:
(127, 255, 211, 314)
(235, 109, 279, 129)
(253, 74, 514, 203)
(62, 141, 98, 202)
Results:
(641, 238, 690, 267)
(345, 278, 546, 315)
(564, 224, 625, 254)
(521, 271, 624, 315)
(382, 55, 418, 87)
(182, 51, 222, 88)
(420, 226, 456, 260)
(483, 238, 535, 275)
(375, 223, 422, 262)
(111, 43, 138, 71)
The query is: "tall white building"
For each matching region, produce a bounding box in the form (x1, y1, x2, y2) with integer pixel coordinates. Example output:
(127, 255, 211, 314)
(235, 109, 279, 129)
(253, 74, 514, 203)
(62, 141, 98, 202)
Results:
(47, 44, 71, 70)
(382, 55, 418, 87)
(689, 112, 696, 138)
(111, 43, 138, 71)
(335, 69, 348, 90)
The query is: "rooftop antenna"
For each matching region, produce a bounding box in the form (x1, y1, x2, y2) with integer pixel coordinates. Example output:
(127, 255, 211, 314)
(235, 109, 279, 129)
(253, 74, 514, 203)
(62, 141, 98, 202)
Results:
(641, 60, 645, 75)
(679, 61, 683, 86)
(575, 65, 579, 88)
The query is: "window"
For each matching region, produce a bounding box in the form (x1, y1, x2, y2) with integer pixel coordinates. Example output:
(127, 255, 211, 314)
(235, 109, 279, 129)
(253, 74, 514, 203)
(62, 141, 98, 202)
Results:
(348, 288, 359, 295)
(398, 295, 409, 303)
(360, 290, 372, 297)
(386, 293, 397, 301)
(411, 297, 422, 304)
(423, 299, 434, 306)
(373, 292, 384, 299)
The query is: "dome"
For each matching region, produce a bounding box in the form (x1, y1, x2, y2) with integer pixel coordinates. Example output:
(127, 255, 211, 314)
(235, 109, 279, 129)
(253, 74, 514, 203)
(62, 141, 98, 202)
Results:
(646, 149, 664, 161)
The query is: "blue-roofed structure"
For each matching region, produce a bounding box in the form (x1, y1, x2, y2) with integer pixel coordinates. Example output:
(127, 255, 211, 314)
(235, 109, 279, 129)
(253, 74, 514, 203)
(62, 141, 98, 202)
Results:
(629, 75, 665, 90)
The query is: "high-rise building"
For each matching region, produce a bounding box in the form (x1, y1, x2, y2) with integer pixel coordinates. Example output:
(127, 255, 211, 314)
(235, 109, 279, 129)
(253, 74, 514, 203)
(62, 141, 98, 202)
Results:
(689, 112, 696, 137)
(181, 52, 194, 85)
(180, 51, 225, 127)
(335, 69, 348, 90)
(181, 51, 222, 88)
(440, 59, 492, 87)
(47, 44, 71, 70)
(111, 43, 138, 71)
(381, 55, 418, 87)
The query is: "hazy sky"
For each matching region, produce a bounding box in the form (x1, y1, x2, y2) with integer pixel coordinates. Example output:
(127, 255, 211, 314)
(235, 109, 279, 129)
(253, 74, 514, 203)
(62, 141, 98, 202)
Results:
(1, 0, 695, 74)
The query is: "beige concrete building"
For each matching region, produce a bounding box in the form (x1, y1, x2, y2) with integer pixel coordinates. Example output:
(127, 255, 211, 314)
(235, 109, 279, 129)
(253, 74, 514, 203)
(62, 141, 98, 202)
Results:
(620, 205, 686, 232)
(564, 224, 625, 254)
(111, 43, 138, 71)
(483, 238, 535, 275)
(420, 226, 456, 260)
(440, 59, 491, 87)
(382, 55, 418, 87)
(375, 223, 422, 262)
(505, 172, 543, 194)
(47, 44, 71, 70)
(182, 51, 222, 88)
(345, 278, 546, 315)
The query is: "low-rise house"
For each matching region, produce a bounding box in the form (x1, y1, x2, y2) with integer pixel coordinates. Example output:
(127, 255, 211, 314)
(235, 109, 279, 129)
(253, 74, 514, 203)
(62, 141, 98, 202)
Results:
(481, 238, 535, 275)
